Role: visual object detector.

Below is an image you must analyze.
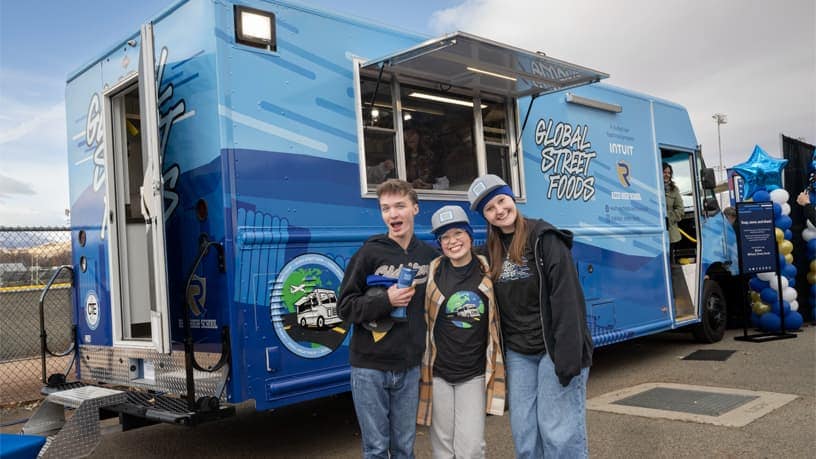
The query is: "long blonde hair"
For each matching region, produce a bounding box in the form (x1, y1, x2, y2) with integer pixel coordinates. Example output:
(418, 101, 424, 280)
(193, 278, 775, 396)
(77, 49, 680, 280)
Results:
(486, 213, 528, 280)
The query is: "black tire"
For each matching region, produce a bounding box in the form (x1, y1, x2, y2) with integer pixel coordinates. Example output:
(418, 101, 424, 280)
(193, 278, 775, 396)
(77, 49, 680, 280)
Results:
(317, 316, 325, 328)
(300, 318, 307, 328)
(692, 279, 727, 343)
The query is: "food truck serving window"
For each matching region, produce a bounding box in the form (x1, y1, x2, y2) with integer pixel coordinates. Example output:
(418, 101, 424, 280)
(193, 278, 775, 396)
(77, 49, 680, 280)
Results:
(359, 74, 514, 194)
(354, 32, 607, 198)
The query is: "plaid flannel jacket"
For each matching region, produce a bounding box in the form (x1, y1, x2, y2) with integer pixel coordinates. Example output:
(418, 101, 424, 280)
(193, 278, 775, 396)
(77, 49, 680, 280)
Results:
(416, 254, 506, 426)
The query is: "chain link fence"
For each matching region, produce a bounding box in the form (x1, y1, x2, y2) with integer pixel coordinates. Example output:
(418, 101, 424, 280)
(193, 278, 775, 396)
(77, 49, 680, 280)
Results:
(0, 227, 73, 405)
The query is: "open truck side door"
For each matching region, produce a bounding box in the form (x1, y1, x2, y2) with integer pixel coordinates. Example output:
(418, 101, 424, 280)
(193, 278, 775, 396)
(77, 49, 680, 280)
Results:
(138, 23, 172, 354)
(103, 23, 171, 353)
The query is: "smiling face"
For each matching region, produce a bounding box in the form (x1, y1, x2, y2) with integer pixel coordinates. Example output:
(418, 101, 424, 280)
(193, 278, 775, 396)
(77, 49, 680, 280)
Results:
(379, 191, 419, 248)
(663, 166, 672, 185)
(482, 194, 518, 234)
(439, 228, 472, 267)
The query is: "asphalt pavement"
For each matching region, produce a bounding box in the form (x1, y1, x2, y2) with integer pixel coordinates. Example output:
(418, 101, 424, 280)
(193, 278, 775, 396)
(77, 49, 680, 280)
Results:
(2, 325, 814, 458)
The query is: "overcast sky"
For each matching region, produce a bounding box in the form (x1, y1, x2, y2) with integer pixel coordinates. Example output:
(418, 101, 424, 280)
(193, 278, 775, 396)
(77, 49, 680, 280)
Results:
(1, 0, 814, 226)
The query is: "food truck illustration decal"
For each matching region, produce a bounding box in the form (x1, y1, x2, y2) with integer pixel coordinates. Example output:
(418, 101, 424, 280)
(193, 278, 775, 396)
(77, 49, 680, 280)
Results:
(295, 288, 341, 328)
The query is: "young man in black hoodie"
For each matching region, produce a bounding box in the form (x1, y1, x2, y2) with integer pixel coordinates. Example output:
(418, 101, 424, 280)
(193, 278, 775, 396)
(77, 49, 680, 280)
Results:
(338, 179, 437, 459)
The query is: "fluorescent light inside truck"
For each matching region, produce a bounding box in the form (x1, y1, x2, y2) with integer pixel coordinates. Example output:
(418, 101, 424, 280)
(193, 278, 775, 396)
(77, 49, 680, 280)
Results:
(408, 92, 486, 109)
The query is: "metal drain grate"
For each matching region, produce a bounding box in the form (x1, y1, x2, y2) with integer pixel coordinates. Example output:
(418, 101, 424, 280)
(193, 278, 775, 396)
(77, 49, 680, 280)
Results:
(588, 383, 798, 427)
(682, 349, 736, 361)
(612, 387, 757, 416)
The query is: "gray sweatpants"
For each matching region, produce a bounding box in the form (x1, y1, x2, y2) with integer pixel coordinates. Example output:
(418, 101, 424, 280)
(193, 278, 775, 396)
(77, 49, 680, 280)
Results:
(430, 375, 486, 459)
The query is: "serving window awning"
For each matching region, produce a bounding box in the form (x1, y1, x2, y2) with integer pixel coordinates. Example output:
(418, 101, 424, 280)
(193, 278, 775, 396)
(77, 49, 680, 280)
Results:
(361, 32, 608, 99)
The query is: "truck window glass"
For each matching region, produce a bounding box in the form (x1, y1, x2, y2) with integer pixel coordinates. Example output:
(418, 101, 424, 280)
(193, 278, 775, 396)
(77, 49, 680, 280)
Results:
(361, 77, 396, 189)
(401, 85, 477, 191)
(357, 72, 516, 196)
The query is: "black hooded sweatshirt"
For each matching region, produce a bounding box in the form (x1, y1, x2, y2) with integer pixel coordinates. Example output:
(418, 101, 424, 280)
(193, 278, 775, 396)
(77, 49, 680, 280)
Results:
(491, 218, 593, 386)
(338, 234, 438, 371)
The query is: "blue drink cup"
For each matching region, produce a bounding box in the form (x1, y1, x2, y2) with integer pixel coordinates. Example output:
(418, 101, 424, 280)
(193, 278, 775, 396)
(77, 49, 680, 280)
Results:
(391, 267, 416, 321)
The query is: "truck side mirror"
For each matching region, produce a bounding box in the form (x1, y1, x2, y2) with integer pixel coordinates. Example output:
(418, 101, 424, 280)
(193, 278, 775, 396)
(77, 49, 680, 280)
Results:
(701, 168, 716, 189)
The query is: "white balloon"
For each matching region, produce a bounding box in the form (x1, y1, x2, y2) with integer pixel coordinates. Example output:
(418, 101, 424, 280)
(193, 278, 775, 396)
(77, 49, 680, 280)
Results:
(789, 300, 799, 312)
(768, 273, 788, 291)
(768, 275, 789, 291)
(782, 286, 797, 302)
(782, 203, 791, 216)
(757, 272, 776, 282)
(808, 219, 816, 231)
(770, 188, 789, 204)
(803, 229, 816, 241)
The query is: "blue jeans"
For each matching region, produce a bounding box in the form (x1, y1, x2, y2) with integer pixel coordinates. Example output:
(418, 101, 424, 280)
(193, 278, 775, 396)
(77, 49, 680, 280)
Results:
(350, 365, 420, 459)
(505, 350, 589, 459)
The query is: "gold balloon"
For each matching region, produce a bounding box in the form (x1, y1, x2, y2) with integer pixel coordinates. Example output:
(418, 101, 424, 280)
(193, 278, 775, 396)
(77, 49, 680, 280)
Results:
(750, 291, 761, 302)
(752, 301, 771, 315)
(811, 260, 816, 272)
(785, 253, 793, 264)
(779, 240, 793, 255)
(775, 228, 784, 243)
(807, 271, 816, 285)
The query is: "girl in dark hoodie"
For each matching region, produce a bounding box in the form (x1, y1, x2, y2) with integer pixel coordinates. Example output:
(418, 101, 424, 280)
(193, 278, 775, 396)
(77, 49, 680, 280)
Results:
(467, 174, 593, 459)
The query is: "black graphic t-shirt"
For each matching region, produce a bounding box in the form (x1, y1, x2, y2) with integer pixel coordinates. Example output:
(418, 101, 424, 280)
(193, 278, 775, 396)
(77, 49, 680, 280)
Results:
(433, 257, 489, 384)
(493, 231, 545, 355)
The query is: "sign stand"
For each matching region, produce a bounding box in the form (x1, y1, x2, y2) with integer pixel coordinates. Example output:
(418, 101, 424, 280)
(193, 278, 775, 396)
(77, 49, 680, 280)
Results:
(733, 201, 797, 343)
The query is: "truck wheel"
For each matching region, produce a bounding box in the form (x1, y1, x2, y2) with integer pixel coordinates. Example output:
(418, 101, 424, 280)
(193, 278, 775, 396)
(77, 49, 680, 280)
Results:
(300, 318, 307, 327)
(317, 316, 325, 328)
(693, 280, 727, 343)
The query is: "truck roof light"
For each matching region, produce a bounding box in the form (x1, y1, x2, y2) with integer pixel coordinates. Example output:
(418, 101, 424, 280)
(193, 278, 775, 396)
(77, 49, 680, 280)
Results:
(235, 6, 276, 51)
(565, 93, 622, 113)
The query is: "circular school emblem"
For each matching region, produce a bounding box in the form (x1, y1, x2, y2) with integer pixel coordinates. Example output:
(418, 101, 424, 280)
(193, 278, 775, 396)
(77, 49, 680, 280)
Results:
(85, 291, 100, 330)
(270, 254, 347, 358)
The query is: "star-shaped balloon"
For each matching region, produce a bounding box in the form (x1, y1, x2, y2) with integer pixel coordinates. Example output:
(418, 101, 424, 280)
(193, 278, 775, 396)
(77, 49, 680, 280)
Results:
(732, 145, 788, 200)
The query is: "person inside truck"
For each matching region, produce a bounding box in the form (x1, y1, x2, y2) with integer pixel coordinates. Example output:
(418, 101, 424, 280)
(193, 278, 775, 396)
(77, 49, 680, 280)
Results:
(467, 174, 593, 458)
(366, 159, 395, 185)
(337, 179, 438, 459)
(404, 127, 442, 190)
(663, 162, 684, 261)
(796, 171, 816, 227)
(723, 207, 737, 226)
(417, 205, 505, 459)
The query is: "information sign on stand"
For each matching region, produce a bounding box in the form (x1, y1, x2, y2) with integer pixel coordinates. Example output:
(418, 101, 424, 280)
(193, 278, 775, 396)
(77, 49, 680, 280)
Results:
(734, 201, 797, 342)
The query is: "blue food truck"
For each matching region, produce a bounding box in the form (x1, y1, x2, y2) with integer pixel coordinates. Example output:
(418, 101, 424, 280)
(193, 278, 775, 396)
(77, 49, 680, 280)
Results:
(25, 0, 738, 454)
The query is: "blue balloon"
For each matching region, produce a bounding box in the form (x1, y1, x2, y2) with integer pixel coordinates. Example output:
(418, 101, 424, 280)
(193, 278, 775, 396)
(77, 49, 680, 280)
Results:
(767, 184, 779, 191)
(732, 146, 788, 200)
(752, 190, 771, 202)
(811, 284, 816, 297)
(775, 215, 792, 231)
(750, 312, 761, 328)
(788, 277, 796, 288)
(783, 263, 797, 279)
(749, 277, 770, 292)
(808, 239, 816, 253)
(783, 311, 803, 330)
(784, 229, 793, 240)
(770, 300, 791, 316)
(759, 312, 782, 332)
(760, 287, 778, 305)
(772, 203, 782, 216)
(779, 254, 787, 269)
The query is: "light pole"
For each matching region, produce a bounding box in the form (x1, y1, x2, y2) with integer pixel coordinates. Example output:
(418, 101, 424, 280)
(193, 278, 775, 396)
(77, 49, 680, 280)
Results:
(712, 113, 728, 206)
